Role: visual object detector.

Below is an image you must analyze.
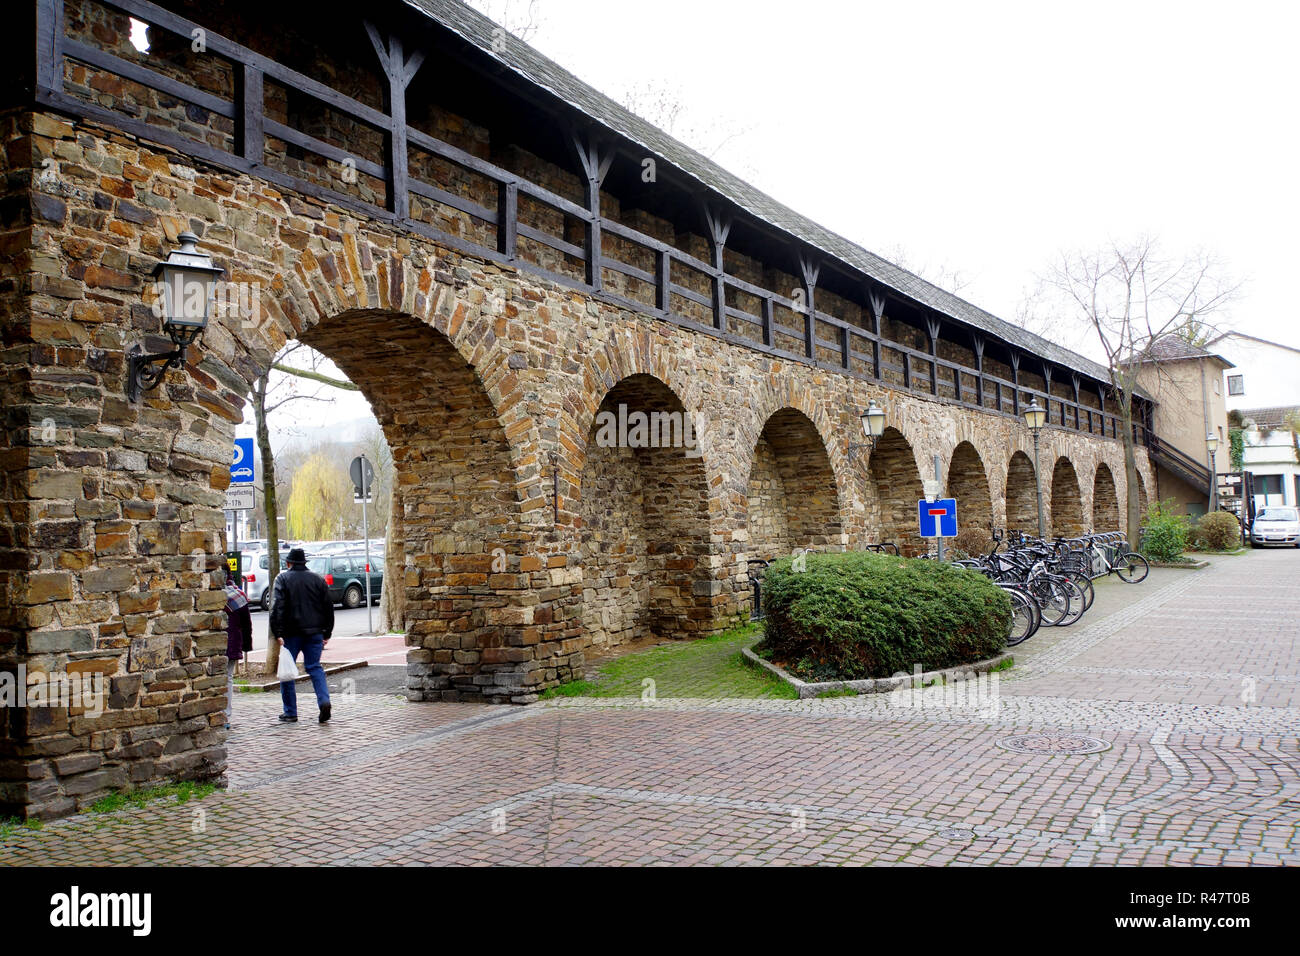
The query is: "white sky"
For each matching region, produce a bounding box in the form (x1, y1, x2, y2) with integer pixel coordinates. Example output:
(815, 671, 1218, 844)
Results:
(245, 0, 1300, 436)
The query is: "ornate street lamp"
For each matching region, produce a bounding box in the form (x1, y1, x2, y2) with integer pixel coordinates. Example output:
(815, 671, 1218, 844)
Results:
(849, 399, 887, 462)
(1206, 432, 1220, 511)
(127, 231, 224, 401)
(1023, 397, 1048, 538)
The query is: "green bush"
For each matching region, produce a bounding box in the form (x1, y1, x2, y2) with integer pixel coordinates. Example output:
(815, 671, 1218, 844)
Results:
(1191, 510, 1241, 552)
(1140, 498, 1189, 562)
(759, 551, 1011, 681)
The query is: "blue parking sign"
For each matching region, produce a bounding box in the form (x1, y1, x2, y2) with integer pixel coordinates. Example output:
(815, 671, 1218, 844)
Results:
(918, 498, 958, 538)
(230, 437, 255, 484)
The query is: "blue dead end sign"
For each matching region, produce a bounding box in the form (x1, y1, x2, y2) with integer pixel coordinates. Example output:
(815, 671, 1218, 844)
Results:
(230, 437, 255, 484)
(918, 498, 958, 538)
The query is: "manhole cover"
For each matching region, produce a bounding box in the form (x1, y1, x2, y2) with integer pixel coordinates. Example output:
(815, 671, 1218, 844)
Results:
(996, 733, 1111, 755)
(937, 827, 975, 842)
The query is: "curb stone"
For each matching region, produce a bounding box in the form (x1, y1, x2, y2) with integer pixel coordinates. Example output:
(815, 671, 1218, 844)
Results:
(741, 646, 1013, 699)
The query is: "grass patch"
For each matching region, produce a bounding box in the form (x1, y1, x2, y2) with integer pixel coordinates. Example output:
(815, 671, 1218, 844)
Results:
(90, 781, 217, 815)
(990, 657, 1014, 673)
(0, 816, 43, 839)
(814, 688, 859, 699)
(542, 622, 796, 700)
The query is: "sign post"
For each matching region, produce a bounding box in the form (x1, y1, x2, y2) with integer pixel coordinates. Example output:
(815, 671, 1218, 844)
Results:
(350, 455, 375, 634)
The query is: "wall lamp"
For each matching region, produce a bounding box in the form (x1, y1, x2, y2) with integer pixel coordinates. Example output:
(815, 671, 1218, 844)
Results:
(848, 399, 887, 462)
(127, 231, 223, 401)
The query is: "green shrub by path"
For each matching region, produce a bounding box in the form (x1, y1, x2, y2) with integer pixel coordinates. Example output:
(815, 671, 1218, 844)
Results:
(759, 551, 1011, 682)
(1190, 510, 1243, 552)
(539, 623, 796, 700)
(1140, 499, 1190, 562)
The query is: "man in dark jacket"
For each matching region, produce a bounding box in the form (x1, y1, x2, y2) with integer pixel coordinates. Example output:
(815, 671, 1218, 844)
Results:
(269, 548, 334, 724)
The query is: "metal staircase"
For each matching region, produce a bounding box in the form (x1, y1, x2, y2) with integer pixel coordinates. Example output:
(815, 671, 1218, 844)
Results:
(1147, 435, 1212, 496)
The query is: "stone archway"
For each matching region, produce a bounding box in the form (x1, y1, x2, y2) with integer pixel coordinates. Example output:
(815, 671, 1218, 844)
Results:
(744, 407, 841, 561)
(295, 309, 543, 702)
(1006, 450, 1039, 535)
(868, 427, 925, 555)
(947, 441, 993, 535)
(578, 374, 712, 651)
(1093, 463, 1120, 532)
(1050, 457, 1085, 537)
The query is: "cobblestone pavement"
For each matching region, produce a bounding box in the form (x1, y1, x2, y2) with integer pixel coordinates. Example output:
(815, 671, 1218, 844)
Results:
(3, 551, 1296, 866)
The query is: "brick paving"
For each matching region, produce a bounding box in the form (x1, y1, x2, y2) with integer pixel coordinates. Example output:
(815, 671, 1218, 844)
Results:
(2, 550, 1296, 866)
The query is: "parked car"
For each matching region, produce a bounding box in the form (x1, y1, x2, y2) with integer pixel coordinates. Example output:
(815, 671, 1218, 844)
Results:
(306, 552, 384, 608)
(1250, 506, 1300, 548)
(238, 550, 282, 611)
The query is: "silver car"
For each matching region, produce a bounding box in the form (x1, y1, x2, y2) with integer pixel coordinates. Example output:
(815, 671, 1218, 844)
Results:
(1251, 506, 1300, 548)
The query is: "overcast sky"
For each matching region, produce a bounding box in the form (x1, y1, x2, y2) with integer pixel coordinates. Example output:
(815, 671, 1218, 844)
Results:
(246, 0, 1299, 436)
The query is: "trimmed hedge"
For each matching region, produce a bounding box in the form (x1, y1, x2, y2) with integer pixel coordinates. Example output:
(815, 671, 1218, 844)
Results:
(1191, 510, 1241, 552)
(759, 551, 1011, 682)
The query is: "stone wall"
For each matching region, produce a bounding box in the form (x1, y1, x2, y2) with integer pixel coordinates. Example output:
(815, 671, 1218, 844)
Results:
(0, 96, 1157, 817)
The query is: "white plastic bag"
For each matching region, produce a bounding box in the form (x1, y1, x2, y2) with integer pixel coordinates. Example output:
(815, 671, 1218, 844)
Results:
(276, 646, 298, 682)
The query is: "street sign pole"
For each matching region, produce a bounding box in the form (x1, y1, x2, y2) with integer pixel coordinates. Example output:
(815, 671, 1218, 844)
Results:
(362, 454, 372, 635)
(933, 454, 944, 563)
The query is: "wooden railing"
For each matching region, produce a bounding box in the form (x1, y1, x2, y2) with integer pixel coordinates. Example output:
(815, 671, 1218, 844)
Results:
(34, 0, 1141, 443)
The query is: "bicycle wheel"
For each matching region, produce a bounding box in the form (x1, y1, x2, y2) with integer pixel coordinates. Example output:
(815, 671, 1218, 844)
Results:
(1054, 578, 1087, 626)
(1004, 589, 1036, 645)
(1062, 570, 1094, 612)
(1000, 585, 1039, 645)
(1116, 552, 1149, 583)
(1031, 578, 1071, 626)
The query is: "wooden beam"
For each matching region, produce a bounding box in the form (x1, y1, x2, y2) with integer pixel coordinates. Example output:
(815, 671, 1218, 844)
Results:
(656, 249, 670, 311)
(496, 181, 517, 259)
(1010, 352, 1021, 416)
(237, 63, 263, 165)
(365, 22, 423, 221)
(704, 204, 732, 333)
(868, 291, 885, 380)
(926, 317, 941, 395)
(972, 334, 985, 408)
(799, 254, 819, 359)
(761, 296, 774, 347)
(570, 133, 613, 291)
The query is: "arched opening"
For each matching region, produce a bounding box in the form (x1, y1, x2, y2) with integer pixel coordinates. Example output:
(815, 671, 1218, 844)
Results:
(744, 408, 841, 561)
(295, 309, 531, 701)
(578, 374, 712, 650)
(1093, 463, 1121, 531)
(1006, 450, 1039, 536)
(1050, 457, 1085, 537)
(947, 441, 993, 535)
(868, 427, 926, 555)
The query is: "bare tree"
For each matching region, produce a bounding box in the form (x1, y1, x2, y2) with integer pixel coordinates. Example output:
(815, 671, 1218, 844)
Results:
(616, 81, 753, 161)
(1039, 238, 1238, 536)
(463, 0, 541, 42)
(881, 243, 974, 296)
(248, 343, 358, 675)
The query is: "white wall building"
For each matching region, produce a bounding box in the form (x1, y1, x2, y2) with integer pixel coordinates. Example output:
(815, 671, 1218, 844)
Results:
(1209, 332, 1300, 509)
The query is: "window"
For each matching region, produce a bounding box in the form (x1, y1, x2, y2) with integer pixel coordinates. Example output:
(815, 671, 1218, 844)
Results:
(1255, 474, 1283, 496)
(1227, 374, 1244, 395)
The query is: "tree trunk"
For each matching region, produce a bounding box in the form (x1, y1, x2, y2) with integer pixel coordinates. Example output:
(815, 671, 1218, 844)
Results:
(378, 483, 405, 633)
(254, 371, 282, 676)
(1119, 396, 1141, 544)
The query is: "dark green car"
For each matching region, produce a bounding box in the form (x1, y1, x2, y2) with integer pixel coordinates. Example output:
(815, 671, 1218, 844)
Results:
(306, 552, 384, 608)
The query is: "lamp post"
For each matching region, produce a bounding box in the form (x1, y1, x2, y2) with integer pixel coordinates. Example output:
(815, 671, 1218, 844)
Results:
(1206, 432, 1220, 512)
(1023, 398, 1048, 539)
(848, 399, 887, 462)
(128, 231, 224, 401)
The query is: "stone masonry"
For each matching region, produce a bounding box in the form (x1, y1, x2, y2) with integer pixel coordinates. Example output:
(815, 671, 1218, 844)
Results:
(0, 0, 1155, 818)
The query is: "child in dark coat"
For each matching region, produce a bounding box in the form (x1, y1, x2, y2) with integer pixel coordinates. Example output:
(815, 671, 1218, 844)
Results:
(224, 573, 254, 729)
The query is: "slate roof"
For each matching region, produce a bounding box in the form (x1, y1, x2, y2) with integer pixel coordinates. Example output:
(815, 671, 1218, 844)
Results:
(1137, 334, 1235, 367)
(404, 0, 1124, 389)
(1238, 406, 1300, 430)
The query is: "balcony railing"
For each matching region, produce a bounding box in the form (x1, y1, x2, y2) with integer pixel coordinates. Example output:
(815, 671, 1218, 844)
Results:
(34, 0, 1141, 443)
